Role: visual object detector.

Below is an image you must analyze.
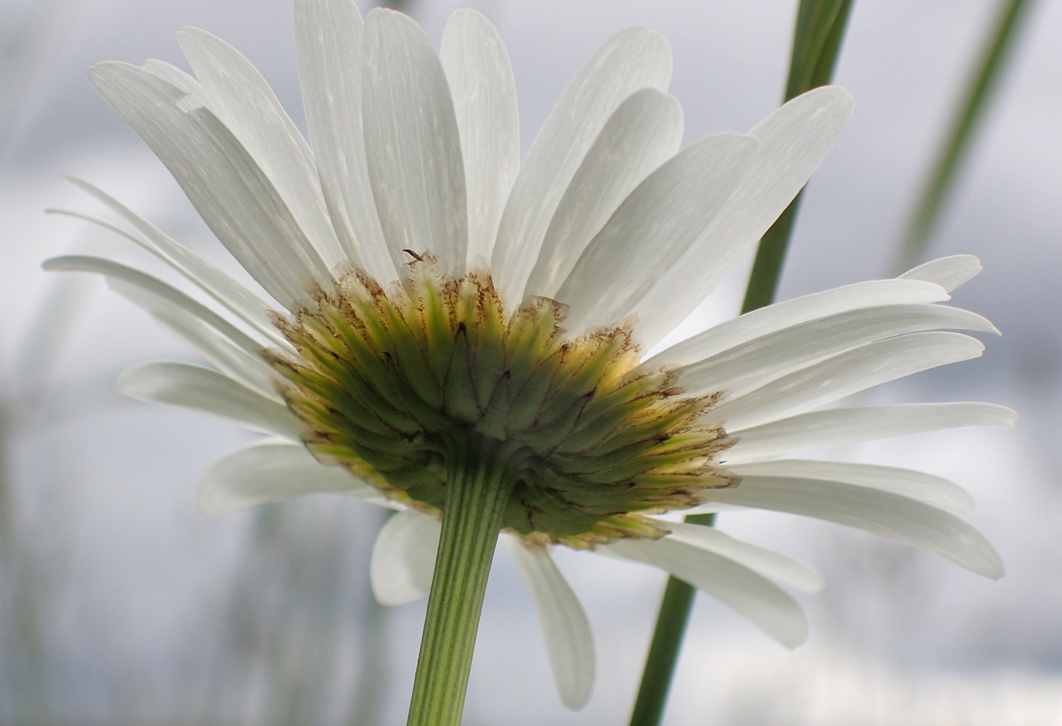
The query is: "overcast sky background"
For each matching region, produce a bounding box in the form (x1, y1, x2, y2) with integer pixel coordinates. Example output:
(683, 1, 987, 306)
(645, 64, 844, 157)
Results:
(1, 0, 1061, 723)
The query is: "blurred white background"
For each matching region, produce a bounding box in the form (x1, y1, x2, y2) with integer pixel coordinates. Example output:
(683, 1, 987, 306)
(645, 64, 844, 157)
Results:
(1, 0, 1060, 723)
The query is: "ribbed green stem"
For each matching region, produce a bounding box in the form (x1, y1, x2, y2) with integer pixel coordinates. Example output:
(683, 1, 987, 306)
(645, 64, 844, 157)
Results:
(405, 434, 520, 726)
(894, 0, 1035, 272)
(630, 3, 853, 724)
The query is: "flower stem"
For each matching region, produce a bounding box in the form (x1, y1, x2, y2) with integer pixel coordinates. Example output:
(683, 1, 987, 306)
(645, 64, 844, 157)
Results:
(630, 3, 853, 724)
(406, 434, 520, 726)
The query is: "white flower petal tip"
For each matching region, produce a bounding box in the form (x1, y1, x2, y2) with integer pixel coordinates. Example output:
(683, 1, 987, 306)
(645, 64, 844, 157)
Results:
(605, 538, 808, 649)
(196, 441, 374, 516)
(370, 510, 440, 607)
(503, 537, 595, 709)
(901, 255, 984, 293)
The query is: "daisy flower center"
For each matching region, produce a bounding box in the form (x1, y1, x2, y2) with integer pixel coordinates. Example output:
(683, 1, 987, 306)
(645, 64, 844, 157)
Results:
(268, 258, 736, 547)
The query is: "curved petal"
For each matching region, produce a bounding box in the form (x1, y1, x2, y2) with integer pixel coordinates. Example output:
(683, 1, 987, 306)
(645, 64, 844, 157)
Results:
(491, 26, 673, 303)
(556, 133, 757, 330)
(295, 0, 395, 283)
(724, 402, 1018, 463)
(674, 303, 997, 398)
(197, 440, 378, 516)
(698, 475, 1004, 578)
(634, 86, 856, 346)
(665, 522, 825, 593)
(900, 254, 983, 292)
(362, 9, 468, 275)
(646, 279, 951, 369)
(370, 509, 440, 606)
(178, 27, 346, 270)
(440, 9, 520, 266)
(726, 459, 975, 512)
(524, 88, 684, 300)
(88, 62, 330, 308)
(42, 255, 268, 357)
(117, 362, 303, 439)
(107, 277, 281, 399)
(57, 178, 286, 347)
(706, 331, 986, 430)
(502, 536, 595, 709)
(605, 536, 808, 648)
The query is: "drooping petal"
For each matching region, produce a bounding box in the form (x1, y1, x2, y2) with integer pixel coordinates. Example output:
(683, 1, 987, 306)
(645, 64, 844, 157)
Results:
(491, 27, 673, 303)
(556, 133, 758, 330)
(646, 279, 951, 369)
(705, 331, 986, 430)
(88, 62, 330, 308)
(107, 277, 281, 398)
(177, 27, 346, 270)
(55, 178, 287, 347)
(524, 88, 684, 300)
(370, 509, 440, 606)
(634, 86, 856, 346)
(665, 522, 825, 593)
(725, 402, 1018, 463)
(42, 255, 268, 357)
(900, 254, 983, 292)
(197, 439, 378, 516)
(294, 0, 396, 283)
(605, 536, 808, 648)
(698, 475, 1004, 578)
(117, 362, 303, 439)
(502, 536, 595, 709)
(439, 9, 520, 266)
(726, 459, 975, 512)
(674, 303, 997, 398)
(362, 9, 468, 274)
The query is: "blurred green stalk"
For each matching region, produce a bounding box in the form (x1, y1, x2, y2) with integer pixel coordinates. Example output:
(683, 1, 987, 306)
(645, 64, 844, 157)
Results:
(628, 2, 853, 724)
(895, 0, 1035, 273)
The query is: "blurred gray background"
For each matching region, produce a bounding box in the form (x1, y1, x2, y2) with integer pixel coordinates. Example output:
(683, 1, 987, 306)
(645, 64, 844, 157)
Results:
(1, 0, 1060, 723)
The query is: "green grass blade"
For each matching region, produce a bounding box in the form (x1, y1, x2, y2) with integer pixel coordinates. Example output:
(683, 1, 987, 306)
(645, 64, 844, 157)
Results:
(894, 0, 1036, 273)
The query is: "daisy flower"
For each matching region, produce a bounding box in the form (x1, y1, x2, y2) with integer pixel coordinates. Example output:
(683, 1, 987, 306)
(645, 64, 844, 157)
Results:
(45, 1, 1014, 721)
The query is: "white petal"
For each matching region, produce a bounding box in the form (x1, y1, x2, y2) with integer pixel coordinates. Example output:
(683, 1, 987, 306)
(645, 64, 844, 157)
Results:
(557, 133, 758, 330)
(294, 0, 396, 283)
(634, 86, 856, 346)
(197, 440, 377, 516)
(675, 303, 997, 398)
(117, 362, 303, 439)
(57, 178, 287, 347)
(491, 27, 673, 303)
(524, 88, 684, 300)
(900, 254, 983, 292)
(42, 255, 267, 357)
(440, 9, 520, 267)
(362, 9, 468, 275)
(107, 277, 280, 399)
(605, 536, 807, 648)
(699, 475, 1004, 578)
(177, 27, 346, 270)
(726, 459, 975, 512)
(370, 509, 440, 606)
(88, 62, 330, 309)
(707, 331, 986, 430)
(665, 522, 825, 593)
(724, 402, 1018, 463)
(646, 278, 951, 369)
(502, 536, 595, 709)
(142, 59, 200, 92)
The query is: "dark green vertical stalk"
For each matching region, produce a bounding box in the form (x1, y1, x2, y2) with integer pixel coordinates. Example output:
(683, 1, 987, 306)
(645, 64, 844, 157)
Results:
(629, 3, 853, 724)
(894, 0, 1035, 272)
